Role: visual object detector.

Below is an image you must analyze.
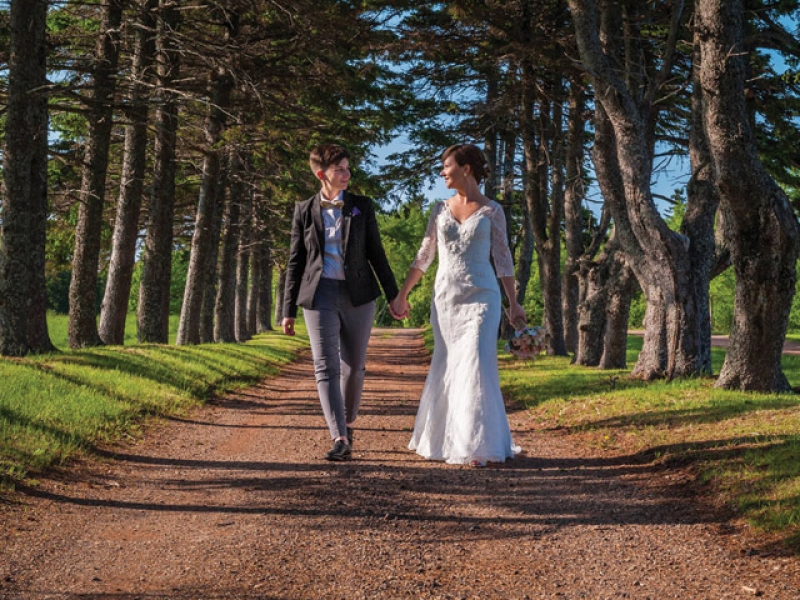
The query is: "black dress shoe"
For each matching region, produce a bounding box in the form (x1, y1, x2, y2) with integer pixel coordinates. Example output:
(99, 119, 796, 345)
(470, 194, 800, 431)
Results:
(324, 440, 352, 461)
(347, 427, 354, 448)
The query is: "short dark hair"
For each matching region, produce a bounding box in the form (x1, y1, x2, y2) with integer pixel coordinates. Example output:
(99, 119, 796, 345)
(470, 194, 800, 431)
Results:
(309, 144, 350, 174)
(442, 144, 491, 184)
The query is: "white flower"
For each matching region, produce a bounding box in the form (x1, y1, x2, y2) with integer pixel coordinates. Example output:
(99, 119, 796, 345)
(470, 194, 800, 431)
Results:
(505, 326, 548, 361)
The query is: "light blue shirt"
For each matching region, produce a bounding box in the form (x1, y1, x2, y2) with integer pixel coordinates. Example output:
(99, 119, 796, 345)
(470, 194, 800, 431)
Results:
(321, 192, 346, 280)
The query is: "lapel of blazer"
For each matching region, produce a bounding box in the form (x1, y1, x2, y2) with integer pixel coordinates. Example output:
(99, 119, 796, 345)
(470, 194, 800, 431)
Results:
(340, 191, 353, 262)
(311, 192, 325, 254)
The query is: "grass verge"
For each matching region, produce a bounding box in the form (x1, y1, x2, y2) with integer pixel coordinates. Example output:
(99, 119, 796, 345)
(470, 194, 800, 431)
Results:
(0, 321, 307, 491)
(499, 335, 800, 552)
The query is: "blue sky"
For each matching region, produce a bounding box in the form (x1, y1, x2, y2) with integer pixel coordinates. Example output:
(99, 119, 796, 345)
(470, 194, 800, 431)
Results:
(370, 136, 690, 216)
(368, 14, 797, 214)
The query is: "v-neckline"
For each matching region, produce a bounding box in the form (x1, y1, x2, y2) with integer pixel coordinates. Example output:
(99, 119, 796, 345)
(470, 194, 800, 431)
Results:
(445, 199, 489, 225)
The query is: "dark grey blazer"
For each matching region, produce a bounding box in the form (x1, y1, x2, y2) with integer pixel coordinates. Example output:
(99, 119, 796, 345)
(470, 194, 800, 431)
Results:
(283, 191, 399, 319)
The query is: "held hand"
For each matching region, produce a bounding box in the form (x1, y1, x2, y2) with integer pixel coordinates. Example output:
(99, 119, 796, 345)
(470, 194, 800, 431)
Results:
(388, 298, 406, 320)
(282, 317, 296, 336)
(389, 297, 410, 320)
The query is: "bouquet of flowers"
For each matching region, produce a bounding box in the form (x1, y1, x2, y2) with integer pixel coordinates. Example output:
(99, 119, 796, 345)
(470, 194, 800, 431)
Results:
(505, 325, 548, 361)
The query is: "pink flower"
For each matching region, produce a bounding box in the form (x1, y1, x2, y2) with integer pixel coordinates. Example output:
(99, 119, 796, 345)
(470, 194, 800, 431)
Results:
(505, 326, 548, 361)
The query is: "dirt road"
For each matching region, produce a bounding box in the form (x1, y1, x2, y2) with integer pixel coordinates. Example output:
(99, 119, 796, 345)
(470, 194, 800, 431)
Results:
(1, 328, 799, 599)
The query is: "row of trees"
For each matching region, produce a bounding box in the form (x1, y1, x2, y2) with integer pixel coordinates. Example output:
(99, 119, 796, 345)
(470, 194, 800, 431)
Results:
(381, 0, 800, 391)
(1, 0, 408, 351)
(1, 1, 799, 393)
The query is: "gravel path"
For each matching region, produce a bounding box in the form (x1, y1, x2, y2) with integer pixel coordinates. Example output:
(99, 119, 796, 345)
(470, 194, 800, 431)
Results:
(1, 328, 799, 599)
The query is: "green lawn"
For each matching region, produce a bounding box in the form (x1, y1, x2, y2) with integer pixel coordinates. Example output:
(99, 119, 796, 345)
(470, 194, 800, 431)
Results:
(499, 335, 800, 551)
(1, 314, 307, 488)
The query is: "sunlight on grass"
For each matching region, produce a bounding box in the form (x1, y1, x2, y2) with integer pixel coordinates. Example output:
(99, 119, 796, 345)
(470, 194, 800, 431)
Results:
(46, 312, 182, 348)
(0, 321, 307, 490)
(705, 437, 800, 537)
(499, 342, 800, 551)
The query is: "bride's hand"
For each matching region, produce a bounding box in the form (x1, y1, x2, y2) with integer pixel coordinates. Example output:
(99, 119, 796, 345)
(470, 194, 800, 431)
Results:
(508, 303, 526, 329)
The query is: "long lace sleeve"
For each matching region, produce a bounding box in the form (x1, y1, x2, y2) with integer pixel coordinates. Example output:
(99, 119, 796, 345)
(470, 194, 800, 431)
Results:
(489, 202, 515, 277)
(410, 202, 442, 273)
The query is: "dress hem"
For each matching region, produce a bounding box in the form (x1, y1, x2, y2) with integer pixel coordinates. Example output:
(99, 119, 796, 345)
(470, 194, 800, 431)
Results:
(409, 444, 521, 466)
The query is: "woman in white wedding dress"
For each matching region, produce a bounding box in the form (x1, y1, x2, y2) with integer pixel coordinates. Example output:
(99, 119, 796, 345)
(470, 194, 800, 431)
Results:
(390, 144, 526, 467)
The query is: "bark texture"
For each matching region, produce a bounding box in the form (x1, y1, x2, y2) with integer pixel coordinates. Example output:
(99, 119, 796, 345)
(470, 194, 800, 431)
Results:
(273, 268, 286, 325)
(574, 236, 635, 368)
(199, 156, 228, 344)
(214, 153, 240, 344)
(137, 0, 181, 344)
(26, 93, 55, 355)
(69, 0, 124, 348)
(541, 83, 567, 356)
(680, 32, 722, 377)
(696, 0, 800, 391)
(246, 247, 259, 337)
(256, 234, 273, 333)
(235, 180, 253, 343)
(599, 247, 637, 370)
(0, 0, 50, 356)
(570, 0, 713, 380)
(176, 68, 233, 345)
(575, 259, 607, 367)
(100, 0, 158, 345)
(562, 79, 586, 354)
(525, 84, 567, 356)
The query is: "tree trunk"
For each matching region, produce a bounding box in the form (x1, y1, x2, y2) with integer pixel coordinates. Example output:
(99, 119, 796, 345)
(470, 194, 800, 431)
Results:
(214, 152, 239, 343)
(496, 126, 519, 340)
(499, 127, 517, 248)
(572, 203, 612, 362)
(575, 258, 607, 367)
(571, 0, 711, 380)
(542, 82, 567, 355)
(68, 0, 124, 348)
(257, 239, 273, 333)
(514, 142, 535, 310)
(680, 32, 722, 376)
(497, 125, 525, 317)
(176, 68, 233, 346)
(574, 234, 636, 368)
(247, 240, 260, 337)
(696, 0, 800, 391)
(599, 245, 637, 369)
(235, 182, 253, 343)
(199, 153, 228, 344)
(273, 267, 286, 325)
(100, 0, 158, 345)
(137, 0, 181, 344)
(519, 59, 540, 323)
(562, 78, 586, 354)
(27, 81, 56, 354)
(483, 67, 499, 200)
(0, 0, 50, 356)
(523, 76, 566, 355)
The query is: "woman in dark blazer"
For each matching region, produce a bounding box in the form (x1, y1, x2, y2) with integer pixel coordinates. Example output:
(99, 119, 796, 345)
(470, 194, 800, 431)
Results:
(282, 144, 399, 461)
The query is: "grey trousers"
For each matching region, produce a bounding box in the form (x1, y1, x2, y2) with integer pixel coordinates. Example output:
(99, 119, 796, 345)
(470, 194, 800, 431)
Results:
(304, 278, 376, 440)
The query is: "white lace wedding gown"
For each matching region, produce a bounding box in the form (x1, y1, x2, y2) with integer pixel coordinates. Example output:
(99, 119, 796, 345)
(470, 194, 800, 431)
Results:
(408, 200, 521, 465)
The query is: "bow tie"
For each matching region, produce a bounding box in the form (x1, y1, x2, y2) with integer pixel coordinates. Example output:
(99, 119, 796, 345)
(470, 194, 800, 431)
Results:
(320, 198, 344, 209)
